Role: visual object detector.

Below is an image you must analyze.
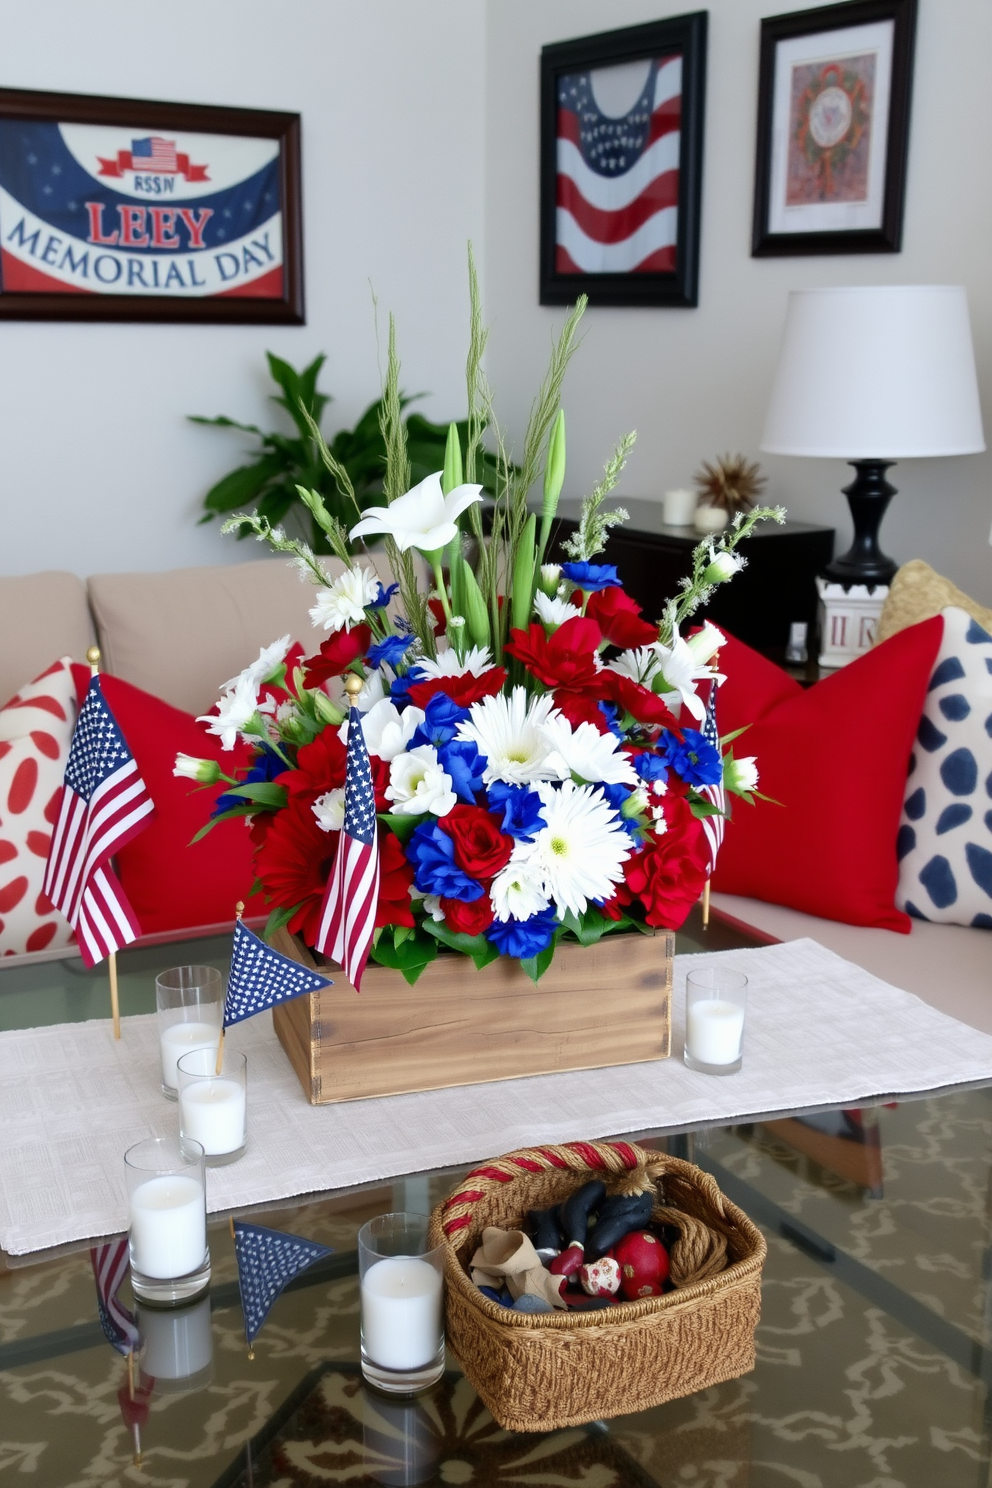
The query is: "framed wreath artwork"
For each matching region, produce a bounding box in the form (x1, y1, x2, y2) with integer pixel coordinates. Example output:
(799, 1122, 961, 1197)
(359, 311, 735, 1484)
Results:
(540, 12, 708, 307)
(752, 0, 917, 256)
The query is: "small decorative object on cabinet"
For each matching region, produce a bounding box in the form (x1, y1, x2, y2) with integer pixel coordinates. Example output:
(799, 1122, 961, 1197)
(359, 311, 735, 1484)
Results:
(816, 576, 886, 668)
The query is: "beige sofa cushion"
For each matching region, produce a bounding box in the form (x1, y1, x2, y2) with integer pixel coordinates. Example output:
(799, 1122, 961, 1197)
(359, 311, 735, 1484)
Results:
(877, 559, 992, 643)
(87, 557, 349, 716)
(0, 571, 96, 707)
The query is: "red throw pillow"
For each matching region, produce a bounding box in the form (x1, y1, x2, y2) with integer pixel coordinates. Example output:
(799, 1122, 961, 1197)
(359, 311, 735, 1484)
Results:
(712, 617, 943, 932)
(72, 666, 264, 935)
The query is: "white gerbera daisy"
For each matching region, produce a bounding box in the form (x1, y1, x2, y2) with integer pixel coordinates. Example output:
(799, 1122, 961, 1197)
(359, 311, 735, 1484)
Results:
(540, 713, 637, 786)
(413, 644, 494, 679)
(490, 854, 551, 922)
(312, 788, 345, 833)
(386, 745, 456, 816)
(221, 634, 291, 694)
(455, 687, 558, 786)
(517, 780, 631, 918)
(533, 591, 576, 627)
(309, 565, 381, 632)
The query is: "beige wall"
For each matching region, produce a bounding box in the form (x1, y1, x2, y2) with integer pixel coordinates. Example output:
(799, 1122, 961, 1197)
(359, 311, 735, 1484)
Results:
(484, 0, 992, 604)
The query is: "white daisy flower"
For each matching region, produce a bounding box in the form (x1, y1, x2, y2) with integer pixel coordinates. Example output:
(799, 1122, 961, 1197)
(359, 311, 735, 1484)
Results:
(534, 591, 576, 627)
(516, 779, 631, 918)
(312, 788, 345, 833)
(456, 687, 558, 786)
(309, 565, 381, 632)
(490, 854, 551, 922)
(221, 634, 292, 694)
(413, 644, 494, 679)
(386, 745, 456, 816)
(198, 675, 275, 751)
(343, 698, 424, 761)
(607, 645, 662, 687)
(539, 713, 637, 786)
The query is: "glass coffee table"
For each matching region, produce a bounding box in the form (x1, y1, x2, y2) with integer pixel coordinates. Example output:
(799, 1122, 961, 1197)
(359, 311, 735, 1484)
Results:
(2, 907, 990, 1487)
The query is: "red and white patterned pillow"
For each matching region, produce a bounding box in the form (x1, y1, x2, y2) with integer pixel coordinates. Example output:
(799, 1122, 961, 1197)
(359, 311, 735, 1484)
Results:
(0, 659, 79, 956)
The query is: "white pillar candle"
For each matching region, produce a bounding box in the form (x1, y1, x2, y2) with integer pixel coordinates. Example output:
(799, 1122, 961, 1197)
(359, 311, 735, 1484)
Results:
(160, 1022, 220, 1092)
(179, 1079, 246, 1156)
(662, 488, 698, 525)
(686, 998, 745, 1066)
(361, 1257, 443, 1371)
(129, 1174, 207, 1279)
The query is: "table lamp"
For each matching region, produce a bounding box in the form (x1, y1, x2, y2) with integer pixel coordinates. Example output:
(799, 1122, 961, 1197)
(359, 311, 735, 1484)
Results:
(760, 285, 985, 587)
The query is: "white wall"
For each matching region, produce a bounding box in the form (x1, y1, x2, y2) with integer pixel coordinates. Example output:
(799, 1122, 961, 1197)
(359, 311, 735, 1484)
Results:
(484, 0, 992, 604)
(0, 0, 486, 577)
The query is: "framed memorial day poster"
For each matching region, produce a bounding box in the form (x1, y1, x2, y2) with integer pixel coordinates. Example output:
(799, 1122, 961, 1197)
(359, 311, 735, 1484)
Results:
(540, 13, 707, 308)
(0, 88, 303, 321)
(752, 0, 916, 256)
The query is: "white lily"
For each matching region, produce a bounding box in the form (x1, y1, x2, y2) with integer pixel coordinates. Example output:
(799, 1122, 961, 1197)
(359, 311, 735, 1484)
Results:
(348, 698, 425, 761)
(539, 713, 637, 786)
(312, 788, 346, 833)
(349, 471, 483, 555)
(220, 634, 291, 693)
(309, 566, 381, 632)
(685, 621, 726, 670)
(386, 745, 456, 816)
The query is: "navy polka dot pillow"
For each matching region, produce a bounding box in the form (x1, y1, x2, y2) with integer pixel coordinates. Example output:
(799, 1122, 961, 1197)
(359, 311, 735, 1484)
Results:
(896, 606, 992, 928)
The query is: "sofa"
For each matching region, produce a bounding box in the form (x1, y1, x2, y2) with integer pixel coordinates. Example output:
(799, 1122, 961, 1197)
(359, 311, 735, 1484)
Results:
(1, 558, 988, 1032)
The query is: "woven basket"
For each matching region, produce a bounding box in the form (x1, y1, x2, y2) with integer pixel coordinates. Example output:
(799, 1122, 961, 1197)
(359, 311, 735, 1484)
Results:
(428, 1138, 767, 1432)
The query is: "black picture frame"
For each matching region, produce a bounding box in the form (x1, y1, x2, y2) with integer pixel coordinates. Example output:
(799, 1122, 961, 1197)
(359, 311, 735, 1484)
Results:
(751, 0, 917, 257)
(0, 87, 303, 322)
(540, 12, 707, 308)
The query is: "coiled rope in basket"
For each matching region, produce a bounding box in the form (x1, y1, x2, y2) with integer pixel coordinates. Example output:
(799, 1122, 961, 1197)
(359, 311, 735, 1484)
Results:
(428, 1139, 767, 1432)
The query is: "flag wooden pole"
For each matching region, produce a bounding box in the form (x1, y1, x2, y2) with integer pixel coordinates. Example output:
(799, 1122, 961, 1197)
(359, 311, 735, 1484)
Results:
(702, 879, 711, 929)
(87, 646, 122, 1039)
(216, 901, 243, 1075)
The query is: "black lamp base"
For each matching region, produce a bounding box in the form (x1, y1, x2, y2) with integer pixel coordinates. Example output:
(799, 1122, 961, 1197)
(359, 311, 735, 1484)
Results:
(822, 460, 898, 588)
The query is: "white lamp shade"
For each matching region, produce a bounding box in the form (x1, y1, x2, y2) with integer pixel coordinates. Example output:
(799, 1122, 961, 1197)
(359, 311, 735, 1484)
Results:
(760, 286, 985, 459)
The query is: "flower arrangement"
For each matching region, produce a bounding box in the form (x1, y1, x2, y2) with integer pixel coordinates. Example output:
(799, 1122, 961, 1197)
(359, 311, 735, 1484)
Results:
(178, 255, 783, 984)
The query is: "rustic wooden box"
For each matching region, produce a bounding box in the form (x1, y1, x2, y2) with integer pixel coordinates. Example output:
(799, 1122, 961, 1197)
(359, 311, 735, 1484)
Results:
(271, 927, 673, 1105)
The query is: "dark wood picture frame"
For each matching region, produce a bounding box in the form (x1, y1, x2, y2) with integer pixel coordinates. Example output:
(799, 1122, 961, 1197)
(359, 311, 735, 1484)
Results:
(751, 0, 916, 257)
(0, 87, 303, 322)
(540, 12, 707, 308)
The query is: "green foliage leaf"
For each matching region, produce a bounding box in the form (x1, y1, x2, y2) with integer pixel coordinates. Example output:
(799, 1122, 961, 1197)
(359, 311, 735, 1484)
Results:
(188, 804, 254, 843)
(370, 926, 439, 985)
(263, 902, 301, 942)
(520, 941, 557, 983)
(378, 812, 417, 844)
(559, 905, 626, 947)
(202, 453, 286, 513)
(219, 781, 288, 809)
(423, 920, 500, 970)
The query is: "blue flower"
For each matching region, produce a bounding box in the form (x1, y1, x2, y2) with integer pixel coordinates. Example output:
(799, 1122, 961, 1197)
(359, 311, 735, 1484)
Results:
(487, 909, 559, 959)
(411, 692, 470, 749)
(633, 750, 668, 783)
(599, 701, 623, 739)
(486, 782, 546, 841)
(658, 728, 722, 788)
(367, 581, 400, 610)
(407, 820, 483, 901)
(212, 743, 288, 817)
(438, 739, 487, 803)
(367, 633, 414, 668)
(390, 666, 426, 709)
(599, 781, 639, 837)
(561, 562, 620, 592)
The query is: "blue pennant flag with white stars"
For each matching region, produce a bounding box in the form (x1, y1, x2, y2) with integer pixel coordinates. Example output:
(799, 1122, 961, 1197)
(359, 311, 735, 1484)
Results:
(223, 919, 332, 1027)
(233, 1220, 334, 1346)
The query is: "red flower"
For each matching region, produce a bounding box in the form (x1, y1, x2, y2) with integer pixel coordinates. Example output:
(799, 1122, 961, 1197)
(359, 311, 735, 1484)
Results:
(584, 587, 658, 649)
(623, 816, 710, 930)
(504, 616, 603, 691)
(428, 598, 446, 635)
(599, 672, 683, 732)
(440, 804, 514, 879)
(552, 688, 613, 735)
(369, 752, 392, 812)
(303, 625, 372, 686)
(440, 894, 495, 936)
(376, 832, 415, 929)
(282, 726, 348, 810)
(252, 796, 337, 944)
(407, 667, 507, 709)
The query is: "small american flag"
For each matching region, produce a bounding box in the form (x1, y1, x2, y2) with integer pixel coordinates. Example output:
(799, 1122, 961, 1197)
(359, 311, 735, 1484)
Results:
(233, 1220, 333, 1346)
(223, 919, 332, 1026)
(556, 56, 682, 275)
(90, 1238, 139, 1356)
(131, 136, 178, 172)
(699, 682, 726, 875)
(43, 677, 154, 968)
(314, 707, 380, 992)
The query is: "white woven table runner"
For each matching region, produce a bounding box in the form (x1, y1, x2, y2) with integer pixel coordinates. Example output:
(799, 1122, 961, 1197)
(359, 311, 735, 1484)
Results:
(3, 938, 991, 1257)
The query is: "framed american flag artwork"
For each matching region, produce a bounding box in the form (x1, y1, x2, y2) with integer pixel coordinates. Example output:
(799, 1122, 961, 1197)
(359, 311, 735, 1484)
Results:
(0, 88, 303, 322)
(540, 13, 707, 308)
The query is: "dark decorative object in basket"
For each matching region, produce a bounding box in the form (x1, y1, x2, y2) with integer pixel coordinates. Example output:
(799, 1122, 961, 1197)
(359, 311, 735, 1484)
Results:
(429, 1139, 767, 1433)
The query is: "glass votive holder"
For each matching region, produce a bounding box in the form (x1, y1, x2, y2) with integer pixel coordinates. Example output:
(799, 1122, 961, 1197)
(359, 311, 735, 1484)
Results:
(684, 966, 748, 1075)
(156, 966, 223, 1100)
(177, 1047, 247, 1166)
(136, 1293, 214, 1392)
(358, 1213, 444, 1396)
(125, 1135, 211, 1306)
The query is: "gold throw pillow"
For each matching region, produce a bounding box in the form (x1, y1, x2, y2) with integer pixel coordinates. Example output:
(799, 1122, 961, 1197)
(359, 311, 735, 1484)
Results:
(877, 559, 992, 643)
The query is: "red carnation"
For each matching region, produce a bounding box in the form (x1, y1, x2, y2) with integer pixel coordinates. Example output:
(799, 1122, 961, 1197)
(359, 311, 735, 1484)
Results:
(504, 615, 603, 691)
(584, 587, 658, 649)
(623, 816, 710, 930)
(303, 624, 372, 686)
(440, 894, 495, 936)
(552, 688, 613, 735)
(282, 725, 348, 810)
(407, 667, 507, 709)
(375, 831, 415, 929)
(599, 672, 682, 732)
(439, 803, 514, 879)
(252, 796, 337, 945)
